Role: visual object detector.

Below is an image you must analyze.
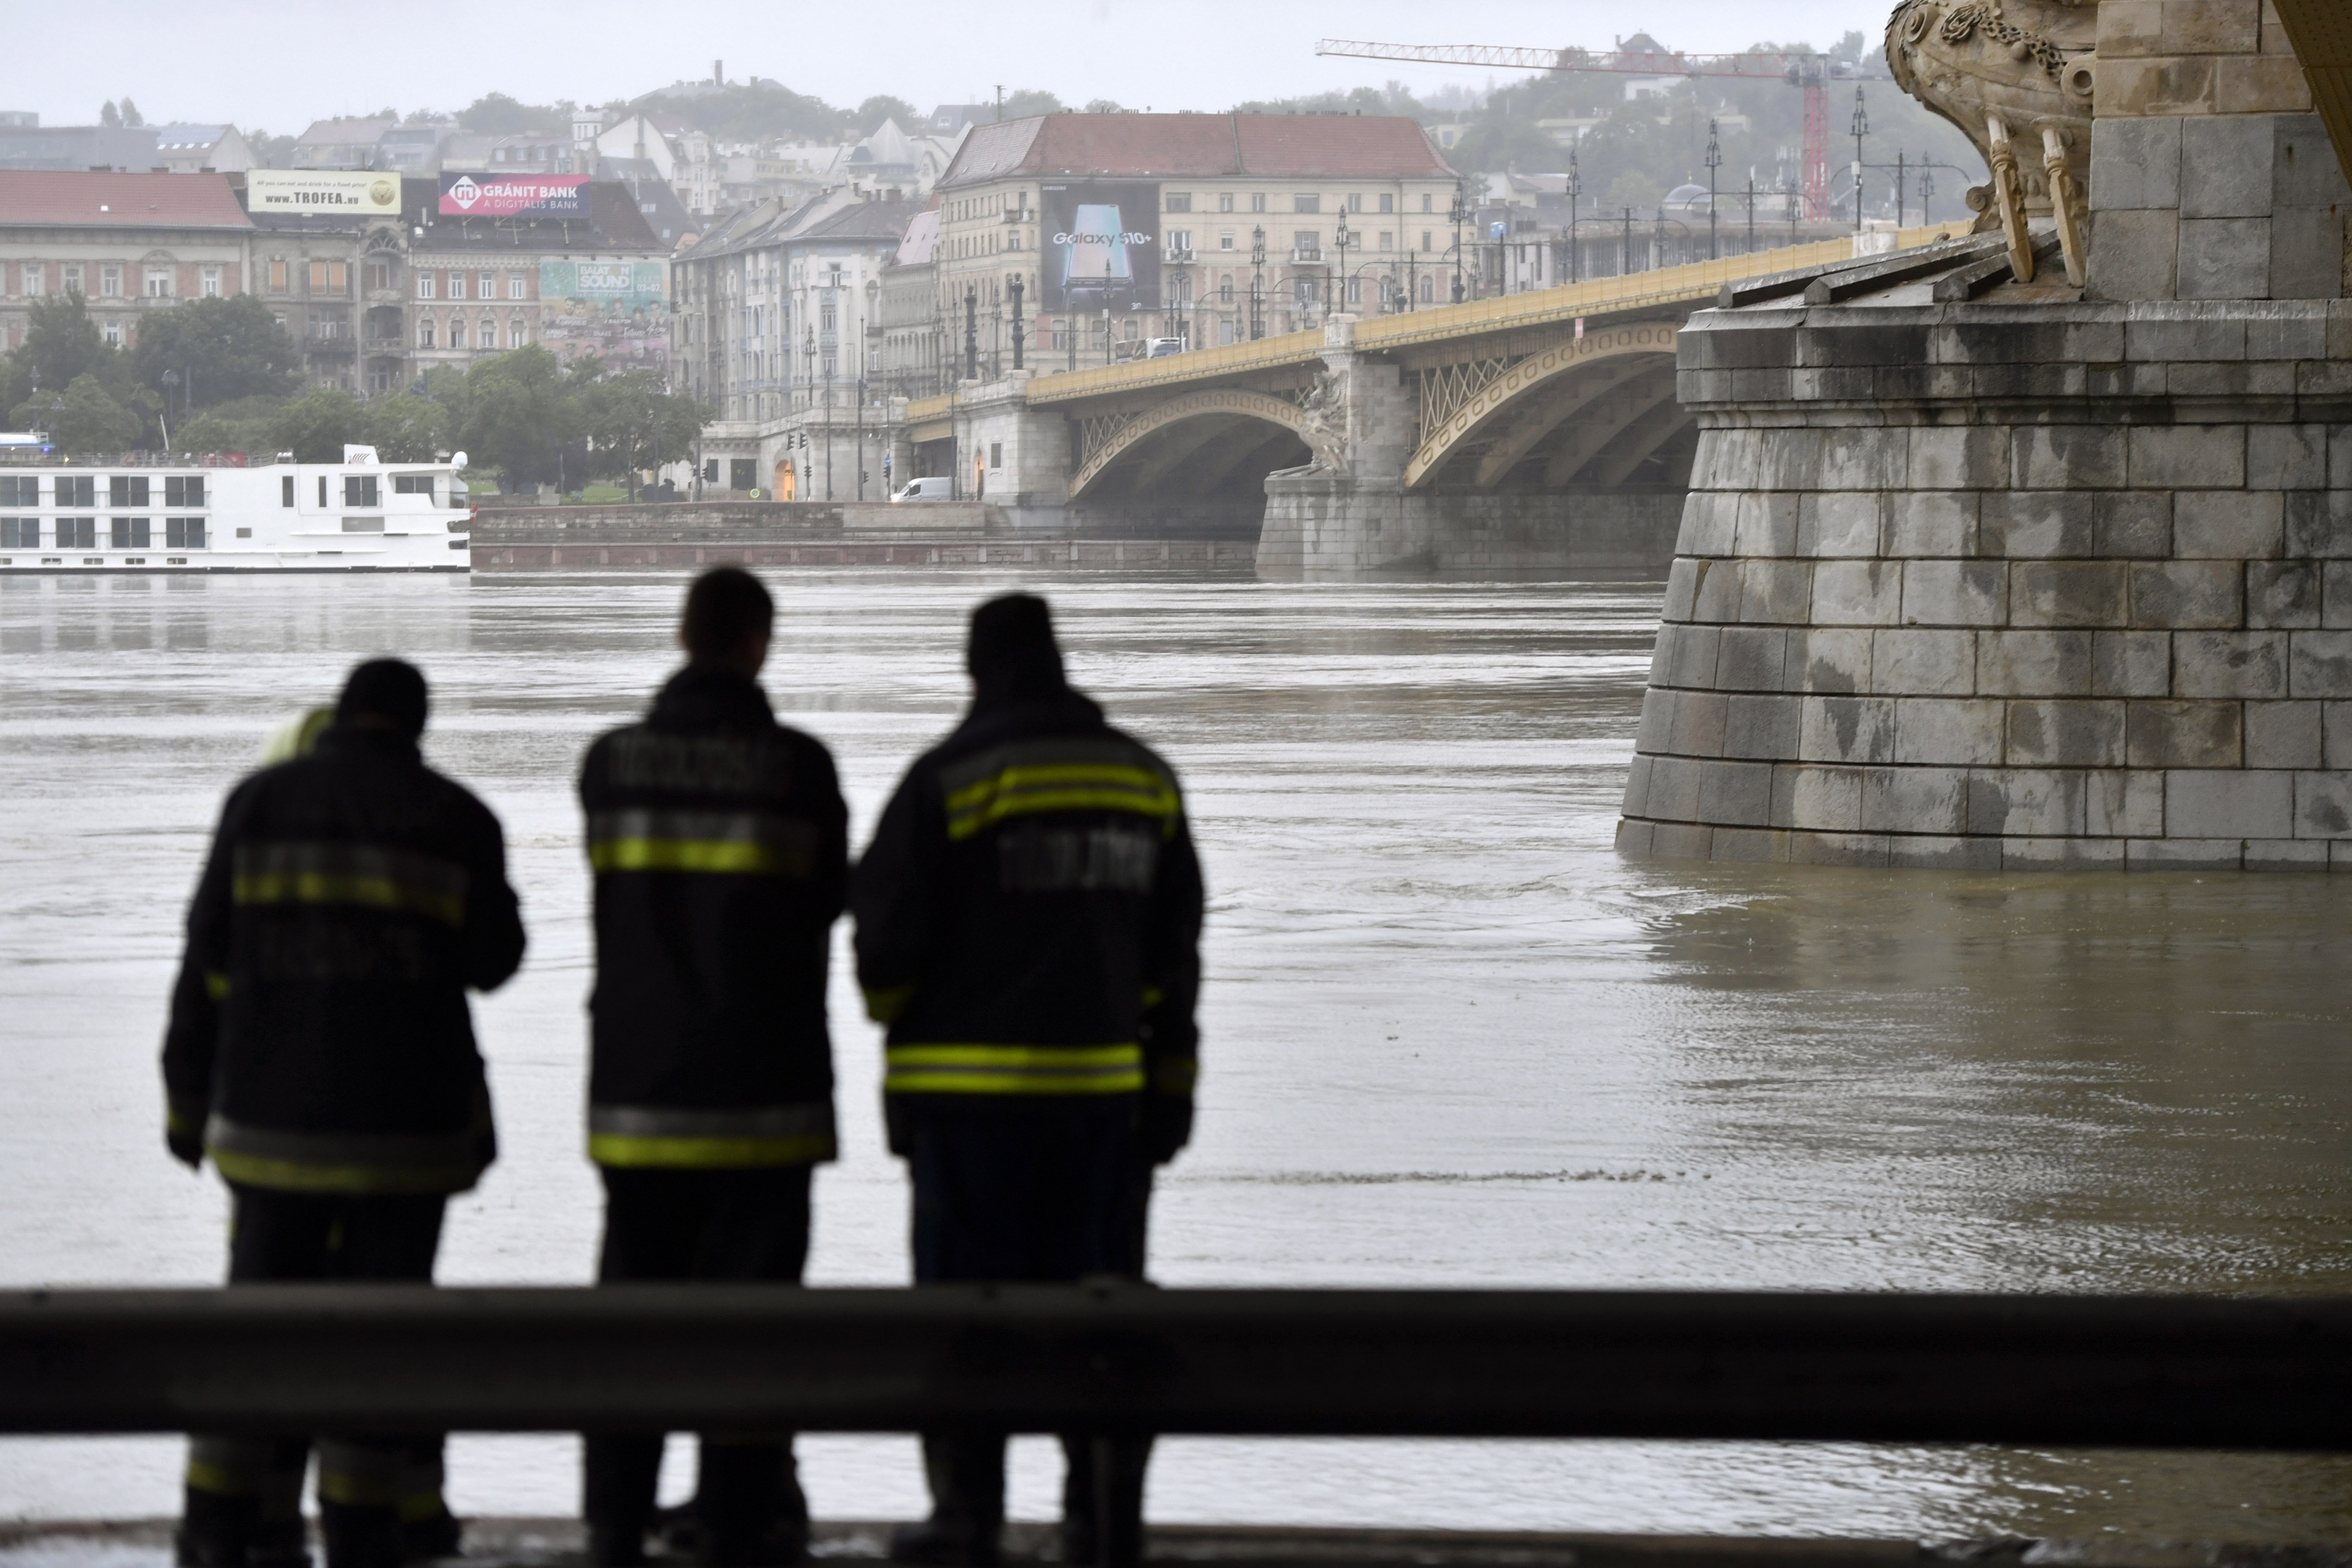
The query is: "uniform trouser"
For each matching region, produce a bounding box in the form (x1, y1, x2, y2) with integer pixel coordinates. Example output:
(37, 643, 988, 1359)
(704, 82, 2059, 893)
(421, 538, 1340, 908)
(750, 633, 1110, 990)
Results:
(906, 1101, 1152, 1566)
(583, 1165, 814, 1557)
(182, 1185, 450, 1568)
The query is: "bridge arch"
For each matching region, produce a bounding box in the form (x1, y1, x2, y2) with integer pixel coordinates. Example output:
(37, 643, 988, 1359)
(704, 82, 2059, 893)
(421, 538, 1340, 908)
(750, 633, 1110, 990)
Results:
(1402, 321, 1681, 490)
(1068, 388, 1309, 501)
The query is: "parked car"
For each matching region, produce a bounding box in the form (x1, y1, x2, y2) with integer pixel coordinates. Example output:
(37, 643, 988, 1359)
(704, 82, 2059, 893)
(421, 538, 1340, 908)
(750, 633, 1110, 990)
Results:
(893, 476, 955, 502)
(1144, 337, 1187, 357)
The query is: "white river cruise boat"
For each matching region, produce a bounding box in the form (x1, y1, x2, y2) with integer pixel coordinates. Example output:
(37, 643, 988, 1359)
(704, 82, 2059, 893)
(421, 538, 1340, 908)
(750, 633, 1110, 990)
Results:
(0, 445, 470, 573)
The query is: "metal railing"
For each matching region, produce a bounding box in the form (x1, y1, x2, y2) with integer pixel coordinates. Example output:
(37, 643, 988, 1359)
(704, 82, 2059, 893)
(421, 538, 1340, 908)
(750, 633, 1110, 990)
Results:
(3, 1286, 2347, 1446)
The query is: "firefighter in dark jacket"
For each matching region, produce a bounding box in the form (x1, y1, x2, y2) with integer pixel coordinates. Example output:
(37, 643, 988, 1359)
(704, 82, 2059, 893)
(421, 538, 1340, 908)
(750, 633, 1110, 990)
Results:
(161, 658, 525, 1568)
(852, 593, 1203, 1568)
(577, 567, 850, 1568)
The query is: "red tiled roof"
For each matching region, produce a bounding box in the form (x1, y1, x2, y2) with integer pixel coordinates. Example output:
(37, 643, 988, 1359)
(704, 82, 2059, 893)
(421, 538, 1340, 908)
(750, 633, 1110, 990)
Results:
(940, 113, 1454, 189)
(0, 170, 254, 230)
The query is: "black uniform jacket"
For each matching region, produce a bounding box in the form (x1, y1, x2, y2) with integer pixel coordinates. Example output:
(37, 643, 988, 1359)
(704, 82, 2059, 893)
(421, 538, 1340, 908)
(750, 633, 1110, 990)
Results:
(161, 724, 525, 1194)
(851, 667, 1203, 1154)
(579, 665, 849, 1168)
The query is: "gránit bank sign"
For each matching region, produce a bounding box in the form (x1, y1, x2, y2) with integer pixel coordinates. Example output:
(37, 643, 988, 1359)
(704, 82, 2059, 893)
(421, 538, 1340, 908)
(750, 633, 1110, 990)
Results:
(438, 173, 588, 217)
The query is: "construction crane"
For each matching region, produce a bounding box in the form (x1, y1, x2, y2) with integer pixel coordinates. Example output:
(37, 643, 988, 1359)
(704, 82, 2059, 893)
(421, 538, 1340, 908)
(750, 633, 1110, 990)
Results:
(1315, 38, 1854, 220)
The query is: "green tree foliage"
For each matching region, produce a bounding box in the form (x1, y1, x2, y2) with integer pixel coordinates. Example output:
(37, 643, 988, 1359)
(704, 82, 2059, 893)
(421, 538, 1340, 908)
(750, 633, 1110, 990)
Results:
(458, 345, 579, 487)
(100, 101, 120, 128)
(364, 393, 449, 462)
(15, 292, 116, 397)
(857, 95, 920, 134)
(11, 373, 141, 453)
(576, 365, 710, 496)
(1233, 84, 1435, 120)
(458, 93, 568, 136)
(1083, 100, 1127, 115)
(997, 90, 1065, 120)
(177, 395, 287, 459)
(272, 387, 370, 463)
(247, 130, 299, 169)
(119, 98, 144, 127)
(638, 81, 844, 143)
(131, 296, 302, 410)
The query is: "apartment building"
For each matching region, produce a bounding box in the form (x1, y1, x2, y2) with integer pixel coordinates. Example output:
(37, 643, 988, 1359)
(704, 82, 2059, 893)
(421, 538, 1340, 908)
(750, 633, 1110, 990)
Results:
(0, 171, 253, 354)
(931, 112, 1457, 360)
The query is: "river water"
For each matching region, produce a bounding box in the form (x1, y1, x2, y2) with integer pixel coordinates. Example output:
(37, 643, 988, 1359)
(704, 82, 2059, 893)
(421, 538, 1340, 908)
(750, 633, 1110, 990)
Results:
(4, 569, 2352, 1542)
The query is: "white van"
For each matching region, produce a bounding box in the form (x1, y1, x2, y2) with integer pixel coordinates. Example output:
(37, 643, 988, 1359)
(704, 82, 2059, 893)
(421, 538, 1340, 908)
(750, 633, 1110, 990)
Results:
(893, 476, 954, 502)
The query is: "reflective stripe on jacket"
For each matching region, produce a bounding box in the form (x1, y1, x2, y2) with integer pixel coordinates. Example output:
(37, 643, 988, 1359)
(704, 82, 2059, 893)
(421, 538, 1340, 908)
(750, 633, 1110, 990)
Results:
(579, 666, 847, 1170)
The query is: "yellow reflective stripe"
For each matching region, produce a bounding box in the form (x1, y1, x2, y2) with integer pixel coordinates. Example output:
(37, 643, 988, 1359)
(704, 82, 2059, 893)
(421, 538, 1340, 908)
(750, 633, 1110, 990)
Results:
(167, 1105, 201, 1137)
(864, 985, 912, 1023)
(397, 1489, 448, 1525)
(185, 1459, 258, 1497)
(204, 971, 231, 1002)
(231, 871, 464, 926)
(206, 1147, 480, 1195)
(316, 1469, 403, 1508)
(1141, 984, 1165, 1009)
(885, 1042, 1144, 1094)
(588, 1131, 837, 1168)
(945, 764, 1179, 841)
(589, 838, 779, 874)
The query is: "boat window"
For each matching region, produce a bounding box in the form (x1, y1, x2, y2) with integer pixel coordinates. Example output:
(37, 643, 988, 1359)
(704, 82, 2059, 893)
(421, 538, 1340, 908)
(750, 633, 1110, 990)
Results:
(392, 474, 437, 497)
(343, 475, 381, 508)
(340, 517, 385, 533)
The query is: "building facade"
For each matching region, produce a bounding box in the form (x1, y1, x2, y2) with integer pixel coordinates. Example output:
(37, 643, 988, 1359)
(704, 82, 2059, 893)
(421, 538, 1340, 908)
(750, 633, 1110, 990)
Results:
(931, 113, 1458, 364)
(0, 172, 253, 354)
(878, 207, 940, 399)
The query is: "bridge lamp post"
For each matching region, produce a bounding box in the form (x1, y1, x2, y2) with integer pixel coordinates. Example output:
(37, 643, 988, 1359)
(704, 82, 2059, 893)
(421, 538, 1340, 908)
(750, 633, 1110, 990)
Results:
(1704, 118, 1723, 261)
(1744, 177, 1757, 255)
(1250, 225, 1266, 341)
(1006, 272, 1024, 371)
(1566, 145, 1581, 283)
(1448, 183, 1468, 302)
(1850, 87, 1869, 234)
(1920, 167, 1936, 226)
(1332, 211, 1354, 323)
(1349, 260, 1396, 315)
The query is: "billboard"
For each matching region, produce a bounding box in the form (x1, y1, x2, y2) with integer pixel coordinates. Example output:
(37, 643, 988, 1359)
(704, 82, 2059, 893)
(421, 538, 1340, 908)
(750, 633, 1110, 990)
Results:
(245, 170, 400, 216)
(1040, 182, 1160, 313)
(439, 172, 588, 217)
(537, 259, 667, 368)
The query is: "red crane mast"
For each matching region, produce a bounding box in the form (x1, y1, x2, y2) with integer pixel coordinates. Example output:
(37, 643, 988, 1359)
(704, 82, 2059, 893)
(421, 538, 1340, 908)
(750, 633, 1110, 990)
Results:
(1314, 38, 1838, 220)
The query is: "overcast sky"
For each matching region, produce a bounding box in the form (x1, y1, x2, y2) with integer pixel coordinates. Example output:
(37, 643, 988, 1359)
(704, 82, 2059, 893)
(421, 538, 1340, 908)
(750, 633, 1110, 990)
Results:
(30, 0, 1892, 132)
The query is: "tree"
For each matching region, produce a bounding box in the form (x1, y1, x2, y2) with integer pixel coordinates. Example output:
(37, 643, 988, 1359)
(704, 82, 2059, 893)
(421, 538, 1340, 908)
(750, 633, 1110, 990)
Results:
(272, 387, 370, 463)
(459, 93, 566, 136)
(365, 392, 449, 461)
(131, 295, 302, 411)
(458, 345, 578, 488)
(857, 95, 920, 135)
(997, 90, 1065, 120)
(178, 394, 288, 458)
(419, 365, 471, 441)
(577, 367, 710, 497)
(100, 101, 120, 128)
(119, 98, 144, 128)
(1083, 99, 1127, 115)
(633, 81, 845, 144)
(15, 291, 125, 401)
(10, 373, 140, 454)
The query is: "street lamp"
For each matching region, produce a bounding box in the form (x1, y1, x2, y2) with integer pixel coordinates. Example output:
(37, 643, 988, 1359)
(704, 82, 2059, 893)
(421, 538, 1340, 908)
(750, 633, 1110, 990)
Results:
(1704, 118, 1723, 261)
(1332, 209, 1353, 321)
(1851, 87, 1869, 233)
(1249, 225, 1266, 340)
(1006, 272, 1025, 371)
(1565, 145, 1582, 283)
(1448, 182, 1468, 301)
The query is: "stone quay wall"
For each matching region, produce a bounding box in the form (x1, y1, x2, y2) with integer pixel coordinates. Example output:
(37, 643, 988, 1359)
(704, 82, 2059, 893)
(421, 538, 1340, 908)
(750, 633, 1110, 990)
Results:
(1258, 479, 1684, 580)
(1616, 297, 2352, 871)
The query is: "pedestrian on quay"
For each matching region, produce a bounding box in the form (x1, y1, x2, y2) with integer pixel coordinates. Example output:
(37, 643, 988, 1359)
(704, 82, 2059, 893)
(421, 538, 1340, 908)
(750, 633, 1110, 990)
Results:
(853, 593, 1204, 1568)
(576, 566, 850, 1568)
(162, 658, 526, 1568)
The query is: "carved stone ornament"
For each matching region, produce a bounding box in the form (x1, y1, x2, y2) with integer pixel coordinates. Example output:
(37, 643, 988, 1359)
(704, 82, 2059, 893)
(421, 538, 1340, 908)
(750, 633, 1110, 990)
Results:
(1886, 0, 2096, 284)
(1296, 369, 1350, 474)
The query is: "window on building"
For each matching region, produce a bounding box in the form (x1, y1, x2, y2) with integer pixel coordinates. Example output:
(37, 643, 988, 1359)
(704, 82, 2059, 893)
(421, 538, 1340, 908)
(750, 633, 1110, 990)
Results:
(1422, 194, 1434, 212)
(268, 259, 288, 293)
(1295, 232, 1321, 261)
(449, 318, 467, 350)
(366, 259, 392, 292)
(0, 519, 36, 548)
(989, 442, 1002, 469)
(1219, 230, 1235, 252)
(418, 272, 436, 299)
(309, 260, 344, 294)
(1347, 193, 1363, 212)
(1251, 193, 1266, 212)
(201, 266, 221, 297)
(508, 272, 525, 299)
(164, 476, 205, 507)
(479, 315, 495, 348)
(0, 477, 33, 506)
(100, 324, 122, 346)
(1380, 194, 1395, 213)
(1347, 277, 1362, 304)
(63, 265, 82, 294)
(1422, 230, 1434, 251)
(318, 476, 328, 508)
(144, 267, 172, 297)
(1165, 193, 1192, 212)
(101, 266, 122, 297)
(58, 517, 95, 550)
(108, 476, 149, 508)
(509, 319, 525, 348)
(166, 517, 207, 548)
(344, 475, 380, 508)
(1420, 276, 1435, 302)
(57, 476, 93, 507)
(1218, 193, 1234, 212)
(281, 476, 295, 508)
(109, 517, 150, 548)
(478, 272, 494, 299)
(448, 271, 468, 300)
(418, 318, 436, 348)
(22, 264, 43, 296)
(1379, 231, 1394, 251)
(1294, 278, 1318, 308)
(821, 301, 836, 332)
(1219, 318, 1236, 346)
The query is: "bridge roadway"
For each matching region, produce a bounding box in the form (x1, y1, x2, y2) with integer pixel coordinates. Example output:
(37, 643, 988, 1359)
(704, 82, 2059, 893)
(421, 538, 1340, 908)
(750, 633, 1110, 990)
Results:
(899, 226, 1969, 579)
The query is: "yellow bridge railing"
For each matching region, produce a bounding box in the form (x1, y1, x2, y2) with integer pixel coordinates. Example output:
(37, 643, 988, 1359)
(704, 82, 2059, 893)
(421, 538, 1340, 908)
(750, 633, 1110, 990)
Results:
(903, 223, 1974, 427)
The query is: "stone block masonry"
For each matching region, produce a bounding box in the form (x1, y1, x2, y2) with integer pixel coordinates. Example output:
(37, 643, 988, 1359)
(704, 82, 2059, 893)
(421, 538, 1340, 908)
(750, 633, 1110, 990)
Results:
(1618, 295, 2352, 871)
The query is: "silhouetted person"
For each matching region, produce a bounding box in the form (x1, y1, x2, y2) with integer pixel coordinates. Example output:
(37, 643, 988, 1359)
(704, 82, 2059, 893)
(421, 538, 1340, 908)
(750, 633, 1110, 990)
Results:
(854, 593, 1203, 1568)
(163, 658, 525, 1568)
(577, 567, 849, 1567)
